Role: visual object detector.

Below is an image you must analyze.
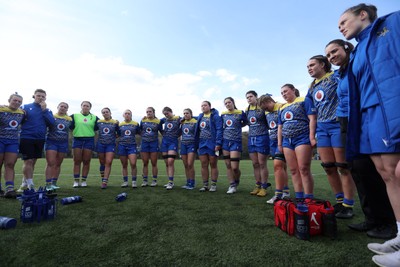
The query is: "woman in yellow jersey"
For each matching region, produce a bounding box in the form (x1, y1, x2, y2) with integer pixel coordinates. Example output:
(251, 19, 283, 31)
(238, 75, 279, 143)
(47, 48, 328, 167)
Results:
(70, 101, 99, 188)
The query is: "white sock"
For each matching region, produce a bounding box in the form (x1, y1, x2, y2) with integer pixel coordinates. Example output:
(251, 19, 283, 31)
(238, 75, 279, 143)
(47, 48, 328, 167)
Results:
(26, 178, 34, 186)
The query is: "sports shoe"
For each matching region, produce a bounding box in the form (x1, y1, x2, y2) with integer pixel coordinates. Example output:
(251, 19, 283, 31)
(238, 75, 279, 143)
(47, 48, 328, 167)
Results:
(166, 182, 174, 190)
(186, 184, 195, 190)
(81, 181, 87, 187)
(4, 190, 17, 199)
(141, 181, 148, 187)
(181, 184, 188, 189)
(16, 184, 28, 193)
(368, 235, 400, 255)
(209, 185, 217, 192)
(372, 250, 400, 267)
(267, 195, 279, 204)
(45, 185, 56, 192)
(121, 181, 128, 188)
(282, 192, 290, 198)
(333, 203, 344, 214)
(73, 181, 80, 188)
(51, 184, 61, 190)
(132, 181, 137, 188)
(250, 187, 261, 195)
(257, 188, 268, 197)
(335, 207, 354, 219)
(101, 182, 107, 189)
(367, 224, 398, 240)
(226, 186, 236, 194)
(199, 186, 209, 192)
(348, 221, 377, 232)
(150, 181, 157, 187)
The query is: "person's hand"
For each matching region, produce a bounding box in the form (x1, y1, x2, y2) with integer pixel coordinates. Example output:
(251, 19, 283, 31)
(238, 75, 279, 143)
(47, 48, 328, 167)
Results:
(40, 101, 47, 111)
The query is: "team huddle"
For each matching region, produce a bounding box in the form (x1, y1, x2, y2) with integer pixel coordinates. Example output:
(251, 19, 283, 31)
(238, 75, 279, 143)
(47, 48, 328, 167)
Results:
(0, 3, 399, 266)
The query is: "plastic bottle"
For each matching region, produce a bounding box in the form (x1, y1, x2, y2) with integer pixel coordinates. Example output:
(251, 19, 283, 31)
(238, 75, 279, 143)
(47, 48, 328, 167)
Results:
(60, 196, 82, 205)
(0, 216, 17, 229)
(115, 192, 127, 202)
(295, 203, 310, 240)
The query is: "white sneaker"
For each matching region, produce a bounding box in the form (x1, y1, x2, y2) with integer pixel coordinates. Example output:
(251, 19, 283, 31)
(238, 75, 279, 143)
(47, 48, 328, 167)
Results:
(282, 192, 290, 198)
(16, 183, 28, 193)
(368, 235, 400, 255)
(81, 181, 87, 187)
(141, 181, 148, 187)
(181, 184, 188, 189)
(166, 182, 174, 190)
(150, 181, 157, 187)
(267, 195, 279, 204)
(226, 186, 236, 194)
(121, 181, 128, 188)
(132, 181, 137, 188)
(73, 181, 80, 188)
(199, 186, 208, 192)
(372, 250, 400, 267)
(209, 185, 217, 192)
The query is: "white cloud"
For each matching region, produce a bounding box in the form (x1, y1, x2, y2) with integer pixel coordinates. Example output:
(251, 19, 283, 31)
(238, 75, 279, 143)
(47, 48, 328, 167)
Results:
(216, 68, 237, 83)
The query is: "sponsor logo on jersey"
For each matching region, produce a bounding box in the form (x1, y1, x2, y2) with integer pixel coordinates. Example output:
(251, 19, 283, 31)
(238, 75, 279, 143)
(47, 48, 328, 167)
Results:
(249, 117, 257, 124)
(226, 119, 233, 127)
(84, 118, 88, 123)
(314, 90, 324, 102)
(57, 123, 65, 130)
(103, 127, 110, 134)
(183, 128, 190, 134)
(284, 111, 294, 120)
(124, 130, 131, 136)
(269, 121, 277, 129)
(167, 123, 173, 129)
(146, 127, 152, 133)
(9, 120, 19, 128)
(200, 121, 206, 128)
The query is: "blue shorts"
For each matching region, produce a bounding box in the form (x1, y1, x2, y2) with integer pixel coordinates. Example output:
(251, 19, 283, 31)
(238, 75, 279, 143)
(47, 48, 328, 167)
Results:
(269, 139, 285, 161)
(222, 140, 242, 152)
(360, 106, 400, 154)
(45, 139, 69, 153)
(140, 140, 159, 153)
(283, 134, 310, 150)
(248, 135, 269, 155)
(0, 139, 19, 154)
(118, 144, 138, 156)
(96, 142, 116, 153)
(160, 137, 178, 153)
(316, 121, 342, 148)
(198, 146, 218, 156)
(72, 137, 95, 150)
(180, 143, 196, 155)
(198, 139, 218, 156)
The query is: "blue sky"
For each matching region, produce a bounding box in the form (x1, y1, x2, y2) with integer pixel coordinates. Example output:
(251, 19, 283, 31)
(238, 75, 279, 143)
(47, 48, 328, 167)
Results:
(0, 0, 398, 121)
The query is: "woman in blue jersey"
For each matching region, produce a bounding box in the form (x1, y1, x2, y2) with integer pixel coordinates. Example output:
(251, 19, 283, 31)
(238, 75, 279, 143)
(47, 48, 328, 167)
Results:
(0, 93, 24, 198)
(160, 107, 181, 190)
(338, 4, 400, 265)
(96, 107, 119, 189)
(221, 97, 247, 194)
(278, 84, 316, 200)
(118, 109, 140, 188)
(44, 102, 71, 191)
(71, 101, 99, 188)
(245, 90, 270, 197)
(326, 39, 396, 239)
(196, 101, 222, 192)
(307, 55, 356, 218)
(258, 94, 290, 204)
(140, 107, 162, 187)
(180, 108, 197, 190)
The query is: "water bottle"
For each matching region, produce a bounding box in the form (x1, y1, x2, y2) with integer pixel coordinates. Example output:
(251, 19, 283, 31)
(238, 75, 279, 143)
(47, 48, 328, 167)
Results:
(295, 203, 310, 240)
(0, 216, 17, 229)
(115, 193, 127, 202)
(322, 207, 337, 239)
(61, 196, 82, 205)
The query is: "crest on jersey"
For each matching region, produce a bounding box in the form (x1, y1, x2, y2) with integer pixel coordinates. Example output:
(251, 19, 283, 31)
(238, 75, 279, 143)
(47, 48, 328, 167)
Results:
(183, 128, 189, 134)
(57, 123, 65, 130)
(284, 111, 294, 120)
(249, 117, 257, 124)
(167, 123, 173, 129)
(146, 127, 152, 133)
(226, 119, 233, 127)
(124, 130, 131, 136)
(9, 120, 18, 128)
(103, 127, 110, 134)
(83, 118, 88, 123)
(314, 90, 324, 102)
(269, 121, 277, 129)
(200, 121, 206, 129)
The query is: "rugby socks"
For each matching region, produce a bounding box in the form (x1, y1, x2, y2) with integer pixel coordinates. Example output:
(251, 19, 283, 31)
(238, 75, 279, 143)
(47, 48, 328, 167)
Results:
(335, 192, 344, 204)
(26, 178, 34, 187)
(123, 176, 128, 182)
(168, 176, 174, 183)
(304, 193, 314, 199)
(261, 182, 270, 189)
(143, 176, 148, 182)
(255, 181, 261, 188)
(295, 191, 304, 199)
(188, 178, 195, 187)
(99, 165, 105, 178)
(46, 178, 52, 186)
(275, 189, 283, 198)
(81, 176, 87, 181)
(283, 186, 290, 195)
(152, 175, 157, 183)
(203, 181, 209, 187)
(52, 178, 58, 186)
(74, 174, 80, 182)
(343, 198, 354, 208)
(235, 179, 240, 186)
(5, 181, 14, 192)
(132, 176, 137, 182)
(230, 182, 237, 188)
(211, 180, 217, 186)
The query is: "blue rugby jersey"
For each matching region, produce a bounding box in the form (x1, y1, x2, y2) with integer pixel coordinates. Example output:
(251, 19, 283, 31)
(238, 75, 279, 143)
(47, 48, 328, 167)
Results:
(278, 97, 316, 138)
(140, 118, 162, 142)
(0, 107, 25, 140)
(308, 71, 339, 122)
(266, 103, 283, 141)
(119, 121, 140, 146)
(246, 105, 268, 137)
(97, 119, 119, 145)
(221, 110, 246, 142)
(46, 114, 72, 142)
(161, 116, 181, 139)
(181, 118, 197, 145)
(199, 115, 212, 140)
